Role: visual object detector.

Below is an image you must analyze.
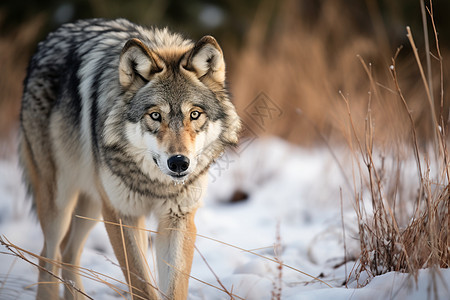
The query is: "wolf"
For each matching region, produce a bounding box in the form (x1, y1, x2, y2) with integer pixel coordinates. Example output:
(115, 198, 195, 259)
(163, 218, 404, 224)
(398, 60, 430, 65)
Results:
(19, 18, 240, 300)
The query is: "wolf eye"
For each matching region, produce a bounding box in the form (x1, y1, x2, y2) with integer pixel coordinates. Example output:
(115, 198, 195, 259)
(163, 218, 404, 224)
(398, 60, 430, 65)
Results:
(149, 112, 161, 121)
(190, 111, 201, 120)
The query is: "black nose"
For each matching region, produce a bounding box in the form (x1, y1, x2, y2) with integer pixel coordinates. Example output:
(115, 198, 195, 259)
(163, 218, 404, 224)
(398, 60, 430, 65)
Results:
(167, 155, 190, 173)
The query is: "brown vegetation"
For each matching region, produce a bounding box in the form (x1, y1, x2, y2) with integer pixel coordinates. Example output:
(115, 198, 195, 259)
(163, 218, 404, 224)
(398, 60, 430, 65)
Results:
(228, 0, 449, 147)
(228, 0, 449, 283)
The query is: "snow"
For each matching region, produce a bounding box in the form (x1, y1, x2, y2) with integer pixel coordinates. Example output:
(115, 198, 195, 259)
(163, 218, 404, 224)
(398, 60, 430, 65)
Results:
(0, 137, 449, 299)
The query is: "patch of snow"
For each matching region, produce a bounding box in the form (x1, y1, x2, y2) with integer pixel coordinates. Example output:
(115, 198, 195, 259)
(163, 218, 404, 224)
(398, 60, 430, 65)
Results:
(0, 137, 448, 299)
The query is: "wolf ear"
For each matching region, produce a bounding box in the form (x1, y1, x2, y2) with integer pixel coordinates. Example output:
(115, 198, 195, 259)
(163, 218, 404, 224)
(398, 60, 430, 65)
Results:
(119, 38, 163, 89)
(183, 36, 225, 85)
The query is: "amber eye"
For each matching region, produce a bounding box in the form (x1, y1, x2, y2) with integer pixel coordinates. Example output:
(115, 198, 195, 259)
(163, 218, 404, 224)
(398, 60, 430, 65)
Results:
(190, 111, 201, 120)
(150, 112, 161, 121)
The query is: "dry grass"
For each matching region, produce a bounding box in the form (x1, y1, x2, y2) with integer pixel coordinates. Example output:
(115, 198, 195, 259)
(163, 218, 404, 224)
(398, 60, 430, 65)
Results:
(348, 102, 449, 282)
(0, 216, 330, 299)
(227, 0, 449, 285)
(228, 0, 449, 146)
(342, 1, 449, 284)
(271, 222, 283, 300)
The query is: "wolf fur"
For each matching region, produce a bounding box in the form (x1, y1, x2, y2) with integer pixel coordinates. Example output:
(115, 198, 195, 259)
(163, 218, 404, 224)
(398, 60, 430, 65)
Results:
(19, 18, 240, 300)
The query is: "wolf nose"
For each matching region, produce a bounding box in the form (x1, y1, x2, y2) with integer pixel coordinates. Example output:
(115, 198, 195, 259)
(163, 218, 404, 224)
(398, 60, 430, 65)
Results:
(167, 155, 190, 173)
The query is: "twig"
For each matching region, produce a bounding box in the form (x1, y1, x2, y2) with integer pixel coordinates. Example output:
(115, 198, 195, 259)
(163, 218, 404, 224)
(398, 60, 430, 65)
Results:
(0, 236, 94, 300)
(271, 222, 283, 300)
(388, 53, 424, 216)
(295, 108, 353, 193)
(161, 257, 245, 300)
(191, 231, 333, 288)
(76, 216, 334, 288)
(420, 0, 434, 109)
(194, 245, 235, 299)
(426, 1, 450, 183)
(340, 188, 348, 288)
(406, 26, 441, 157)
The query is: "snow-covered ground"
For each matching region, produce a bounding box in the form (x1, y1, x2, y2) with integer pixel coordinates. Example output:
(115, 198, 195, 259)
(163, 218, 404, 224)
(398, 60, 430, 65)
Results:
(0, 137, 448, 299)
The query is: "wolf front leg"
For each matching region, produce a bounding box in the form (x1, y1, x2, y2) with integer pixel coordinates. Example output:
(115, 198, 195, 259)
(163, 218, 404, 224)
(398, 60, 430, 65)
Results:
(156, 209, 197, 300)
(102, 202, 159, 299)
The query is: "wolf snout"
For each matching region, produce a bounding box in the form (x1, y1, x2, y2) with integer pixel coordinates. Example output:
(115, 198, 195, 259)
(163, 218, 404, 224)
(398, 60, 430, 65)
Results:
(167, 155, 190, 173)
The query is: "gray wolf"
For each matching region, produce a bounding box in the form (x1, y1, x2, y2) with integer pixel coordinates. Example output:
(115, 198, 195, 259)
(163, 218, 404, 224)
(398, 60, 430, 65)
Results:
(19, 18, 240, 300)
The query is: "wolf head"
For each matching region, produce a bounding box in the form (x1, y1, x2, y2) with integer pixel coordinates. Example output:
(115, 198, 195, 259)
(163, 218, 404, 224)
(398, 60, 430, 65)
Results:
(116, 35, 240, 182)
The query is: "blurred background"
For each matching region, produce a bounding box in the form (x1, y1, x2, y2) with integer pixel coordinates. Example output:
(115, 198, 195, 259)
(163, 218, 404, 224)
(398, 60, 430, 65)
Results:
(1, 0, 449, 151)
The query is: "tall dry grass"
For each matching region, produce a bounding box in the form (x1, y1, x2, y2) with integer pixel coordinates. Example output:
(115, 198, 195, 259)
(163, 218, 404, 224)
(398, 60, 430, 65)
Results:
(228, 0, 449, 147)
(348, 24, 448, 287)
(228, 0, 449, 285)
